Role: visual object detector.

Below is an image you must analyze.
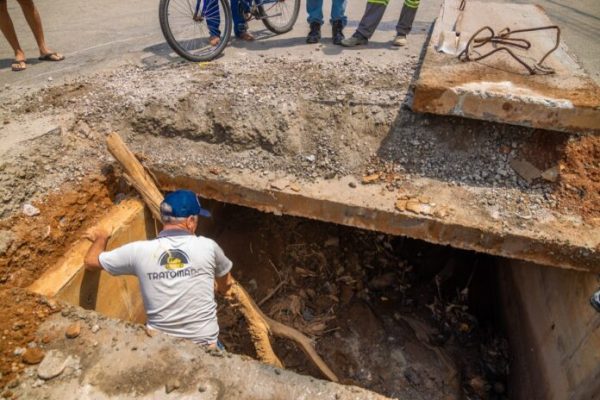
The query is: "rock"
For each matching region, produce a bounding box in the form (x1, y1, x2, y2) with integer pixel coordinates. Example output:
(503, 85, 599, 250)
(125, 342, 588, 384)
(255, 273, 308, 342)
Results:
(368, 272, 396, 290)
(270, 178, 289, 191)
(37, 350, 68, 380)
(65, 322, 81, 338)
(324, 237, 339, 247)
(32, 379, 45, 388)
(509, 159, 541, 184)
(348, 181, 357, 188)
(22, 348, 45, 365)
(13, 347, 25, 356)
(541, 166, 559, 182)
(405, 199, 433, 215)
(91, 324, 100, 334)
(0, 230, 15, 255)
(395, 199, 407, 211)
(362, 173, 380, 184)
(22, 204, 40, 217)
(468, 376, 489, 397)
(165, 378, 181, 394)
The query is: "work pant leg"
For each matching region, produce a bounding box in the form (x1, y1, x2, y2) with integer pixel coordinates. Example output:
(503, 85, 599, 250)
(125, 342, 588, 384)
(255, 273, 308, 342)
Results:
(356, 0, 388, 40)
(230, 0, 248, 36)
(396, 0, 419, 36)
(306, 0, 324, 25)
(330, 0, 347, 26)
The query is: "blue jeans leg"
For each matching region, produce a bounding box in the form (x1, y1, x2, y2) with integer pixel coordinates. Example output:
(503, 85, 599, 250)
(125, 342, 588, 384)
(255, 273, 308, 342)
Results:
(330, 0, 347, 26)
(231, 0, 248, 36)
(204, 0, 221, 37)
(306, 0, 324, 25)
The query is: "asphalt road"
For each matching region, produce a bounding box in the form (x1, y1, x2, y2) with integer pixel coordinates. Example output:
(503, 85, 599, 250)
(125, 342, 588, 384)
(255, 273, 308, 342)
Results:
(0, 0, 598, 88)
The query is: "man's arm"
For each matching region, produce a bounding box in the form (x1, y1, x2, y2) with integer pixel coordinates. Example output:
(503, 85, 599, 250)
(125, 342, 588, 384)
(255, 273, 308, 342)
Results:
(84, 227, 111, 271)
(215, 272, 233, 296)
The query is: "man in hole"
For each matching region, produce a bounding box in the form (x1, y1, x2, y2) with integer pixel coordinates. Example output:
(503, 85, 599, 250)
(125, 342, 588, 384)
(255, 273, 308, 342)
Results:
(84, 189, 233, 349)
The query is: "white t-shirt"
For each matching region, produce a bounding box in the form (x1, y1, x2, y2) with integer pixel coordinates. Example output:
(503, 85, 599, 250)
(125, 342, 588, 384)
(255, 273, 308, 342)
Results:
(98, 230, 232, 344)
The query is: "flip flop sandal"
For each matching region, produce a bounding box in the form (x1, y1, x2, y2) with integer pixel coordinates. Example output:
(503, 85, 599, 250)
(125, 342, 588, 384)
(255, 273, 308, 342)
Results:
(38, 52, 65, 62)
(11, 60, 27, 72)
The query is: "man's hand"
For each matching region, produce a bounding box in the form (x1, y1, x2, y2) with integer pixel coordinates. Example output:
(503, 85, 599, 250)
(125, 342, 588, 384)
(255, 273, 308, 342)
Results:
(84, 226, 112, 242)
(83, 226, 112, 271)
(216, 273, 234, 297)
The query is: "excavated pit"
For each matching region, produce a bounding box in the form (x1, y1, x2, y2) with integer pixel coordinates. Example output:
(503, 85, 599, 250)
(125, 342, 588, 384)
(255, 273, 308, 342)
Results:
(29, 192, 511, 399)
(2, 174, 595, 399)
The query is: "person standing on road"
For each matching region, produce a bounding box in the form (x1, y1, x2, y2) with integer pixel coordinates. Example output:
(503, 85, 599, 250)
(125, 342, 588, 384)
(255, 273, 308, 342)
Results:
(206, 0, 255, 45)
(341, 0, 420, 47)
(0, 0, 64, 71)
(84, 190, 234, 348)
(306, 0, 347, 45)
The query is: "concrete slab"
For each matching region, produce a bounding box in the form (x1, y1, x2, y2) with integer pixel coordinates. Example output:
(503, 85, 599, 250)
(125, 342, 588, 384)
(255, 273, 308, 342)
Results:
(152, 167, 600, 273)
(412, 0, 600, 134)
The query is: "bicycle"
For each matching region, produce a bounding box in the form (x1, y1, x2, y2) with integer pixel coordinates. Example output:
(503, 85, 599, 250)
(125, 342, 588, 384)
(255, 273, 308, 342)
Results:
(159, 0, 300, 62)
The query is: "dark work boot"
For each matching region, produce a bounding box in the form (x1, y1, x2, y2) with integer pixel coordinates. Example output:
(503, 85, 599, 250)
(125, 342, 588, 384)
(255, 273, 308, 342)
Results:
(306, 22, 321, 44)
(332, 20, 345, 45)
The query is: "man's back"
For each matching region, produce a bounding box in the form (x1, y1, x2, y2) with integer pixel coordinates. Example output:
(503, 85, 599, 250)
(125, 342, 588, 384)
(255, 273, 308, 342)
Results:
(99, 231, 232, 344)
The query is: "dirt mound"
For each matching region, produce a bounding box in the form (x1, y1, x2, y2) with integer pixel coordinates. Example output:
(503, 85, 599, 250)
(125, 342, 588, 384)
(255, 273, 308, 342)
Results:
(0, 174, 117, 288)
(0, 287, 61, 390)
(557, 135, 600, 222)
(0, 175, 118, 391)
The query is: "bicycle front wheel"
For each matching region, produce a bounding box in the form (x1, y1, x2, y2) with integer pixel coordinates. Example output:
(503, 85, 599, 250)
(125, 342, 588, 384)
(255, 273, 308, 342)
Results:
(259, 0, 300, 34)
(159, 0, 232, 62)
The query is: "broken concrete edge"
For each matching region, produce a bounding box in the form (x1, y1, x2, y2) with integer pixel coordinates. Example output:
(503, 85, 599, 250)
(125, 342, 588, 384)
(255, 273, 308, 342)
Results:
(412, 0, 600, 134)
(27, 198, 145, 297)
(152, 169, 600, 273)
(412, 79, 600, 135)
(11, 307, 390, 400)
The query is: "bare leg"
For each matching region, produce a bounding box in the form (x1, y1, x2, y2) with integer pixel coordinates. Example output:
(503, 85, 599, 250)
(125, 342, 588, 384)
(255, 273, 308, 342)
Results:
(0, 0, 26, 61)
(17, 0, 60, 57)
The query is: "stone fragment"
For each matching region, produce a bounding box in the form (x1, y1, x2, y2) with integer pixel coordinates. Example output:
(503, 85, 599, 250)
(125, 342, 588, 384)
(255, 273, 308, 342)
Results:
(22, 204, 40, 217)
(362, 173, 380, 184)
(405, 199, 433, 216)
(22, 348, 45, 365)
(37, 350, 68, 380)
(541, 166, 559, 182)
(368, 272, 396, 290)
(91, 324, 100, 334)
(65, 322, 81, 339)
(509, 159, 541, 184)
(165, 378, 181, 394)
(395, 199, 407, 211)
(270, 178, 289, 191)
(32, 379, 44, 388)
(13, 347, 25, 356)
(0, 230, 15, 255)
(289, 183, 301, 192)
(468, 376, 489, 397)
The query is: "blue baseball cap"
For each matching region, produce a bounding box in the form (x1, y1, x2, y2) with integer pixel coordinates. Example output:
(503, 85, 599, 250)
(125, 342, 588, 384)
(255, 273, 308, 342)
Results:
(160, 190, 211, 218)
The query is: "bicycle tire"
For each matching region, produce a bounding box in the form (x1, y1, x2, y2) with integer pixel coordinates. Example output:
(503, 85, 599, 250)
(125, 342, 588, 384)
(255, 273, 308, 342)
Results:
(259, 0, 300, 34)
(159, 0, 232, 62)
